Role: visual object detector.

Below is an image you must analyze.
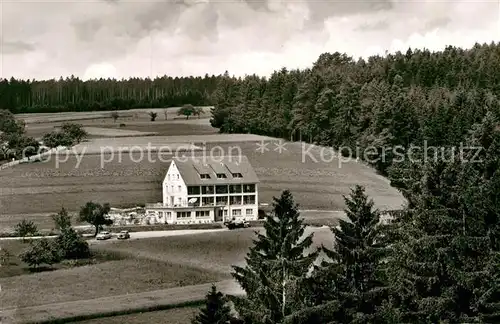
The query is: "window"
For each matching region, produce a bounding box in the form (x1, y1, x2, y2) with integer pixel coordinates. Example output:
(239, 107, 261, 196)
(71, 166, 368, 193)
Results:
(196, 210, 210, 217)
(202, 185, 214, 195)
(202, 196, 214, 206)
(177, 211, 191, 218)
(216, 196, 228, 205)
(244, 195, 256, 205)
(167, 174, 170, 181)
(166, 212, 171, 219)
(232, 209, 241, 216)
(232, 173, 243, 178)
(188, 186, 200, 195)
(177, 197, 182, 204)
(243, 184, 255, 193)
(230, 196, 242, 205)
(177, 174, 179, 180)
(216, 185, 228, 194)
(246, 209, 253, 216)
(229, 185, 242, 193)
(217, 173, 227, 179)
(171, 185, 174, 192)
(178, 185, 181, 192)
(224, 210, 228, 216)
(200, 174, 210, 179)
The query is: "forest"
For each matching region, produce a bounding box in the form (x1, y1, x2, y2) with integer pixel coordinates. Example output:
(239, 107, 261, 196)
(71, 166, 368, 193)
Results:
(0, 74, 219, 113)
(210, 42, 500, 175)
(2, 42, 500, 323)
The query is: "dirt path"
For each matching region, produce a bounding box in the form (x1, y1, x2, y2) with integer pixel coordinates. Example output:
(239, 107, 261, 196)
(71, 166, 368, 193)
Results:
(0, 280, 243, 324)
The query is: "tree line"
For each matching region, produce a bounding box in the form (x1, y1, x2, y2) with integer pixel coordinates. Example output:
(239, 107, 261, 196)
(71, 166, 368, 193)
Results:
(0, 74, 221, 114)
(0, 109, 88, 161)
(192, 110, 500, 323)
(210, 43, 500, 175)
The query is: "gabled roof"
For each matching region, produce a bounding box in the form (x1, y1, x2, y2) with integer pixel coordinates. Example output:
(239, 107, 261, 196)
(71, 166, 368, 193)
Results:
(171, 155, 259, 185)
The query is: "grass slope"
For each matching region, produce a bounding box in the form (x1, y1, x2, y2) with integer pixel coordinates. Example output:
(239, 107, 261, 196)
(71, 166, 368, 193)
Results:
(78, 306, 200, 324)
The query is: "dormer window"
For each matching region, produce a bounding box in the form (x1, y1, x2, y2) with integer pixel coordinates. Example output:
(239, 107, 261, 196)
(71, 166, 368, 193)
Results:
(217, 173, 227, 179)
(232, 173, 243, 178)
(200, 174, 210, 179)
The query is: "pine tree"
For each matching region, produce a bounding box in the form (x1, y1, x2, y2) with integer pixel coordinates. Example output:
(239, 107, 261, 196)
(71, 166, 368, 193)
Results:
(385, 115, 500, 323)
(231, 190, 318, 324)
(457, 111, 500, 322)
(295, 185, 388, 323)
(191, 285, 232, 324)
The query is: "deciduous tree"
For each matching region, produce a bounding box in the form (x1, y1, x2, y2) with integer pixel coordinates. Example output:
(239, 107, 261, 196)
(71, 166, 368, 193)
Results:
(78, 202, 112, 237)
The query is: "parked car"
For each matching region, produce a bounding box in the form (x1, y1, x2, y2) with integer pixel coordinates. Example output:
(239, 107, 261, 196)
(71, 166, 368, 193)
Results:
(117, 230, 130, 240)
(225, 218, 250, 230)
(96, 231, 112, 240)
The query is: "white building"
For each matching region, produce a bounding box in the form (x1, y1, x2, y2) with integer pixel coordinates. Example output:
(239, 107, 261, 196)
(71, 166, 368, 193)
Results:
(145, 155, 259, 224)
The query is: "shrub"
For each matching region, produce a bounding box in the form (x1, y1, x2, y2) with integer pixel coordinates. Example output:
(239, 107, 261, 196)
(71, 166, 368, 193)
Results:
(14, 219, 38, 239)
(51, 207, 72, 232)
(19, 238, 61, 269)
(60, 123, 88, 144)
(0, 247, 11, 266)
(149, 111, 158, 121)
(119, 123, 126, 127)
(111, 111, 119, 122)
(56, 228, 90, 259)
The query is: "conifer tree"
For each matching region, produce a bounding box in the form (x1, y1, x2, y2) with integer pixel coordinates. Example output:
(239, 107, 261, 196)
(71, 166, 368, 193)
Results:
(295, 185, 388, 323)
(191, 285, 232, 324)
(231, 190, 318, 324)
(385, 112, 500, 322)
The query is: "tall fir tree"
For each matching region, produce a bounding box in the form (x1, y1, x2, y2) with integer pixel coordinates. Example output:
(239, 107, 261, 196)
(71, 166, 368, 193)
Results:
(231, 190, 318, 324)
(293, 185, 389, 323)
(191, 285, 232, 324)
(385, 112, 500, 322)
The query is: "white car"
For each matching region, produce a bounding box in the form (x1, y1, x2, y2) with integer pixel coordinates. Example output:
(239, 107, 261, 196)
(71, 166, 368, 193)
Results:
(96, 231, 112, 240)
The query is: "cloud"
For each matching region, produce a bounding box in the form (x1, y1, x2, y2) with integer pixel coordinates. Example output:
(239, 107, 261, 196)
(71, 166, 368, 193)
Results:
(0, 0, 498, 80)
(2, 41, 36, 54)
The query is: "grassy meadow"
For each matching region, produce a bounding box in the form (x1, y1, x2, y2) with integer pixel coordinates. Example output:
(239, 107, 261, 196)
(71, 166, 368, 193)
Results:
(0, 238, 224, 310)
(0, 227, 333, 311)
(78, 306, 201, 324)
(0, 109, 403, 321)
(0, 110, 403, 230)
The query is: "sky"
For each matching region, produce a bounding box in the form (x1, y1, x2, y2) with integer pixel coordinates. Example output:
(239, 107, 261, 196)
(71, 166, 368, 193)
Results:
(0, 0, 499, 80)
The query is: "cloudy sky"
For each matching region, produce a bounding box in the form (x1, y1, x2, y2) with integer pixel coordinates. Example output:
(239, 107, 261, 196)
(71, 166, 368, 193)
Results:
(0, 0, 498, 80)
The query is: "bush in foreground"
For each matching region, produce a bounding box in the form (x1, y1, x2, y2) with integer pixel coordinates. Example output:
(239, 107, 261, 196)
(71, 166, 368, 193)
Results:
(19, 238, 61, 269)
(56, 228, 90, 260)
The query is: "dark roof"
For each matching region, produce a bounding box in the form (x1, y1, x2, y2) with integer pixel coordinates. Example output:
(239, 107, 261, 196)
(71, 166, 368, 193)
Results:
(172, 155, 259, 185)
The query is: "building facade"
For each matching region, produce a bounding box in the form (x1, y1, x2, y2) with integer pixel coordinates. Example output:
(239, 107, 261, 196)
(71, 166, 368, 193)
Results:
(145, 155, 259, 224)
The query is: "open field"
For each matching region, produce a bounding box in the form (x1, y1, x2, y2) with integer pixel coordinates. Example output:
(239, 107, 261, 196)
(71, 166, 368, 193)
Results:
(24, 116, 217, 140)
(2, 109, 403, 230)
(0, 252, 224, 309)
(70, 134, 272, 154)
(79, 306, 200, 324)
(82, 126, 157, 137)
(96, 227, 335, 274)
(0, 139, 403, 230)
(0, 227, 332, 321)
(16, 106, 213, 124)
